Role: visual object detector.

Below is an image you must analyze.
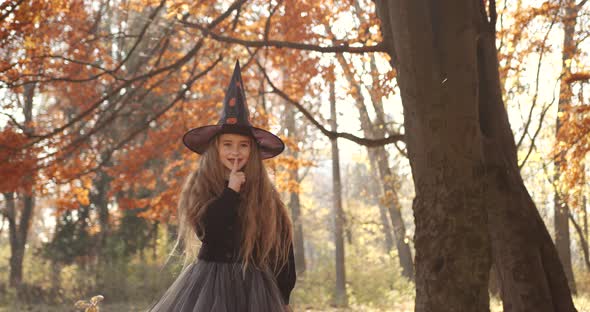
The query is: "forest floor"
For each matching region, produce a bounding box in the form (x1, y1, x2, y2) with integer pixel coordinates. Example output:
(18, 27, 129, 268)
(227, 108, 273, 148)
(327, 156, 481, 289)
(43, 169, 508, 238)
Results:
(1, 296, 589, 312)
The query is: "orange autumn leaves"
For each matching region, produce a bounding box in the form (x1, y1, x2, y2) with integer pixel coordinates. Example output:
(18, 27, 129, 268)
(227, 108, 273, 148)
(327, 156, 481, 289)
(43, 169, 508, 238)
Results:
(556, 102, 590, 206)
(0, 127, 37, 194)
(54, 177, 91, 212)
(1, 0, 374, 222)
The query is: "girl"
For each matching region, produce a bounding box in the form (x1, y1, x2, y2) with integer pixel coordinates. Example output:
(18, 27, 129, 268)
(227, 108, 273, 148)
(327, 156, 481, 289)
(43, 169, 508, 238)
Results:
(149, 61, 296, 312)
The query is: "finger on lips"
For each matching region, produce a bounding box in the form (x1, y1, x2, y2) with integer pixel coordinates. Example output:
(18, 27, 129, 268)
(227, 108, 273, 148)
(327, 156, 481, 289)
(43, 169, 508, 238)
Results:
(232, 158, 238, 173)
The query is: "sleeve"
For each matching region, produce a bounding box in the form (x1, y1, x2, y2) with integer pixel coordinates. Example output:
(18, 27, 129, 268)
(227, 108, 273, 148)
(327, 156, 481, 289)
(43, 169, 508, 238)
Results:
(197, 187, 240, 243)
(275, 242, 297, 304)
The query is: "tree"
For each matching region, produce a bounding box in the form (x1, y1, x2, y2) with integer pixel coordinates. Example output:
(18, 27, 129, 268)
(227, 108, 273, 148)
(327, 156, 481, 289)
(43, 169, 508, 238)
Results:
(3, 1, 584, 309)
(329, 67, 348, 307)
(335, 53, 414, 279)
(4, 82, 36, 288)
(0, 0, 227, 290)
(284, 100, 308, 275)
(553, 0, 587, 294)
(375, 0, 577, 311)
(186, 1, 577, 308)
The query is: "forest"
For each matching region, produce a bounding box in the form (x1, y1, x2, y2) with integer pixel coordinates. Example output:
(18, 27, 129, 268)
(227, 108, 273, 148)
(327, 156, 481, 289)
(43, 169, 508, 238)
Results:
(1, 0, 590, 311)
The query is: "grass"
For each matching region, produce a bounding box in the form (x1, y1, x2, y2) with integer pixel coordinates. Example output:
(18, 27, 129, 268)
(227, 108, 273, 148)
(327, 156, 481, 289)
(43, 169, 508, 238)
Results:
(1, 295, 588, 312)
(0, 302, 150, 312)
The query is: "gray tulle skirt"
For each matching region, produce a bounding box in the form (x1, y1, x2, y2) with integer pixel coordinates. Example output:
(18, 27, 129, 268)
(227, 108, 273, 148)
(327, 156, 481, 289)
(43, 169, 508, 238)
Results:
(148, 260, 284, 312)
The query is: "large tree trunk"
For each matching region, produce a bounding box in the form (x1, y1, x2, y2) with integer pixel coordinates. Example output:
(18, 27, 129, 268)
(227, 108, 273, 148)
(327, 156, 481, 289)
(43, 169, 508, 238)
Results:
(554, 0, 579, 294)
(478, 23, 576, 310)
(375, 1, 577, 311)
(329, 73, 347, 307)
(285, 101, 307, 275)
(375, 2, 491, 310)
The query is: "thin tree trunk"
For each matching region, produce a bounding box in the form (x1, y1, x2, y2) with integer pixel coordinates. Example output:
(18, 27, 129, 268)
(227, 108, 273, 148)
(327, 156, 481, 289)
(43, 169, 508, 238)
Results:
(93, 167, 111, 262)
(585, 195, 589, 271)
(363, 54, 416, 277)
(569, 212, 590, 271)
(335, 54, 395, 252)
(5, 192, 22, 287)
(336, 54, 414, 279)
(367, 152, 395, 253)
(375, 152, 415, 280)
(277, 2, 307, 275)
(78, 204, 91, 264)
(49, 210, 62, 299)
(554, 0, 579, 294)
(365, 56, 415, 279)
(329, 73, 347, 307)
(573, 168, 589, 271)
(289, 191, 306, 274)
(7, 83, 37, 289)
(152, 221, 159, 261)
(92, 167, 111, 293)
(50, 261, 62, 300)
(285, 100, 307, 275)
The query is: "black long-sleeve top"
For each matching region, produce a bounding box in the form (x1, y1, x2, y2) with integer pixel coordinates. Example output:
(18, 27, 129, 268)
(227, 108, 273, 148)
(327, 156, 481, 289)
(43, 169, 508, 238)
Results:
(195, 186, 296, 304)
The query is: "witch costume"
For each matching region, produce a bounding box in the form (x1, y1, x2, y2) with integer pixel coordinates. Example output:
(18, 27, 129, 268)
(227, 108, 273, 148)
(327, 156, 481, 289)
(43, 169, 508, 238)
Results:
(148, 61, 295, 312)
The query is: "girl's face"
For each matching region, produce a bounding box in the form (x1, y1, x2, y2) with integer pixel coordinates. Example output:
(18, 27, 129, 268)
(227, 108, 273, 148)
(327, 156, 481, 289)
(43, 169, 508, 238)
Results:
(217, 133, 252, 172)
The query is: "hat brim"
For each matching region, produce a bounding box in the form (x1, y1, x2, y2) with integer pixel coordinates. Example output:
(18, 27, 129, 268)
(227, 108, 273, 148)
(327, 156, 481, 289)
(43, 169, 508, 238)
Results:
(182, 125, 285, 159)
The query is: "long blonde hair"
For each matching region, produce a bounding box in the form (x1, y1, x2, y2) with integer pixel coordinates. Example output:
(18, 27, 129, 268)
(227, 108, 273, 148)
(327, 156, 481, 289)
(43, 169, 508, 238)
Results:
(176, 135, 293, 271)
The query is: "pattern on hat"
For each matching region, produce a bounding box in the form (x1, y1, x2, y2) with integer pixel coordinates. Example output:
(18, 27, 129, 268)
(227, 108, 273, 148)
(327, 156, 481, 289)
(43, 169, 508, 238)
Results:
(182, 60, 285, 159)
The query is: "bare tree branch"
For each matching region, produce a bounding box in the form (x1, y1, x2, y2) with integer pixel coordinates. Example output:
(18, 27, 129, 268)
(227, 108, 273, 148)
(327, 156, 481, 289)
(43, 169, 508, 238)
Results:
(0, 0, 24, 23)
(264, 0, 284, 42)
(515, 14, 559, 151)
(250, 55, 404, 147)
(11, 2, 244, 150)
(183, 19, 385, 54)
(569, 211, 590, 270)
(109, 0, 167, 74)
(0, 112, 29, 134)
(44, 56, 223, 183)
(34, 72, 162, 164)
(497, 0, 509, 51)
(518, 100, 552, 169)
(3, 1, 166, 88)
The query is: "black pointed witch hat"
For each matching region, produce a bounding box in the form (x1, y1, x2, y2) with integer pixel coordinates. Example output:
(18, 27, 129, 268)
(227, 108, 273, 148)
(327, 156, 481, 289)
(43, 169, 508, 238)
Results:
(182, 61, 285, 159)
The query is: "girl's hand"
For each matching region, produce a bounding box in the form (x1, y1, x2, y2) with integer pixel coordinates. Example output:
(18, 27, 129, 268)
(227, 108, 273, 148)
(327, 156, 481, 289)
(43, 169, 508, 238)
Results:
(228, 158, 246, 192)
(283, 305, 292, 312)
